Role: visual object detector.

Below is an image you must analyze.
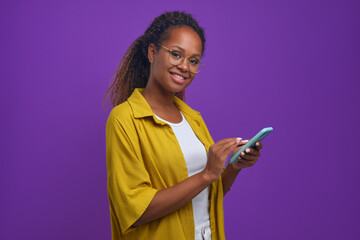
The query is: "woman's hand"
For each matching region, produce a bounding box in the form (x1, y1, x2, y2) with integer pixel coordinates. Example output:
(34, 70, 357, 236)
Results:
(230, 139, 263, 170)
(203, 138, 241, 183)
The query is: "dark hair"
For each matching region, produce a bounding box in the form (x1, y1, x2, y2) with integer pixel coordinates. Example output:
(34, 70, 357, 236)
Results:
(103, 11, 206, 108)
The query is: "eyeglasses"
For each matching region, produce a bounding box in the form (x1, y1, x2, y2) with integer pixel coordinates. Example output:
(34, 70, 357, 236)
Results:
(157, 44, 205, 73)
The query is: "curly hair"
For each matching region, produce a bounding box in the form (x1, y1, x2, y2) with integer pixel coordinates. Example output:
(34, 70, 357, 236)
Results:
(103, 11, 206, 108)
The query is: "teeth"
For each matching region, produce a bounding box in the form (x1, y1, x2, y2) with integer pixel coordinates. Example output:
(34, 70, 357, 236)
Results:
(172, 73, 184, 80)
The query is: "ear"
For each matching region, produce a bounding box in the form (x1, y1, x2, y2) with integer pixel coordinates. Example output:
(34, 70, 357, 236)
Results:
(148, 43, 156, 63)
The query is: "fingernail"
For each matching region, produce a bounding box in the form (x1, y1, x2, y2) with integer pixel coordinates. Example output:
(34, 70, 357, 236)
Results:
(256, 142, 260, 146)
(243, 140, 249, 143)
(236, 137, 242, 142)
(241, 152, 245, 156)
(246, 148, 250, 153)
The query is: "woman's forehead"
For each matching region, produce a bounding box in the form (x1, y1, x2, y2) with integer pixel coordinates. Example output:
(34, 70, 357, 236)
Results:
(163, 27, 202, 55)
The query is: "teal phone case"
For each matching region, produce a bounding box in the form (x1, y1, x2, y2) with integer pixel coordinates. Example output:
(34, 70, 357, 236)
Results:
(229, 127, 273, 164)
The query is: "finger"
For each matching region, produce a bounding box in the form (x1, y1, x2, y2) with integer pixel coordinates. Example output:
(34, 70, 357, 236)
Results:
(232, 144, 245, 153)
(237, 157, 255, 167)
(215, 138, 240, 147)
(255, 141, 263, 150)
(239, 151, 259, 161)
(210, 138, 238, 152)
(222, 138, 241, 154)
(243, 147, 260, 156)
(236, 141, 247, 148)
(221, 141, 238, 155)
(231, 138, 249, 152)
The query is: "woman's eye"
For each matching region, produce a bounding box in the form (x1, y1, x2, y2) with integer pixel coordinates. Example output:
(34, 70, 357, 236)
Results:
(190, 59, 200, 65)
(170, 52, 181, 58)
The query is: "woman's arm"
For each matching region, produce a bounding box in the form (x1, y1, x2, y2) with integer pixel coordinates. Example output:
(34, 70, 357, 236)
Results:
(221, 164, 242, 196)
(133, 138, 240, 227)
(133, 170, 211, 227)
(221, 140, 263, 196)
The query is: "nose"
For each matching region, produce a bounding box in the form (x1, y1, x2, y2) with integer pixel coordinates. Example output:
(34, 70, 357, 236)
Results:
(177, 57, 189, 72)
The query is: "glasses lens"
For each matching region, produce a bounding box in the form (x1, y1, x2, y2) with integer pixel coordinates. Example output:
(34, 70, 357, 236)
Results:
(168, 51, 205, 73)
(190, 61, 204, 73)
(168, 52, 182, 65)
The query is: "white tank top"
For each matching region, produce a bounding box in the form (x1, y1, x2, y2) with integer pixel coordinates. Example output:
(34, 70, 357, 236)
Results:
(154, 111, 212, 240)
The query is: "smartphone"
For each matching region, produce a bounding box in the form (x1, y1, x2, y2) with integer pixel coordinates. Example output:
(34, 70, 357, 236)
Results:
(229, 127, 273, 164)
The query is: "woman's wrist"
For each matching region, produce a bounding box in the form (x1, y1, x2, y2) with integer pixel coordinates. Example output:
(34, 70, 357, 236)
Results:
(200, 169, 217, 184)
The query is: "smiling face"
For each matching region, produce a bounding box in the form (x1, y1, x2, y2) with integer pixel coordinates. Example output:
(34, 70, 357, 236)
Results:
(147, 26, 203, 95)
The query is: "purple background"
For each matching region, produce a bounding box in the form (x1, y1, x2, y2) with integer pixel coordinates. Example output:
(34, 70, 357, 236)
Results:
(1, 0, 359, 239)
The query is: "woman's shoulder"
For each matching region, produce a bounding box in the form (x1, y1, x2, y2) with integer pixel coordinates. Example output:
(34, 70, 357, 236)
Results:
(106, 101, 134, 125)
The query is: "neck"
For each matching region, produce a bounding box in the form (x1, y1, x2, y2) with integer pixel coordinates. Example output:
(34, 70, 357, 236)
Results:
(141, 83, 176, 110)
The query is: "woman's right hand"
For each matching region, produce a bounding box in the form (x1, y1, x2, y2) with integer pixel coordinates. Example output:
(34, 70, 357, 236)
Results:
(203, 138, 241, 183)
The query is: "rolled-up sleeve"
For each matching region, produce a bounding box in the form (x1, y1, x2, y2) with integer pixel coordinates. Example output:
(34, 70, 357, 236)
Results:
(106, 112, 158, 234)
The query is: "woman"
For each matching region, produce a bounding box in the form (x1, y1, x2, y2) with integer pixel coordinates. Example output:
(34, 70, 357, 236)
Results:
(104, 11, 263, 240)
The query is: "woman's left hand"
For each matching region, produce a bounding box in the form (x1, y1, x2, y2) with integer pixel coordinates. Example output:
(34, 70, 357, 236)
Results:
(230, 139, 263, 170)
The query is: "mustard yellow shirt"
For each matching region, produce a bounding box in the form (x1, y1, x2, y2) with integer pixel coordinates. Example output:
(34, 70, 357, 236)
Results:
(106, 88, 225, 240)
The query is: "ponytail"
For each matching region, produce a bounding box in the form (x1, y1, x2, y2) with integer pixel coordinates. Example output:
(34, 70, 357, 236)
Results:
(103, 35, 149, 108)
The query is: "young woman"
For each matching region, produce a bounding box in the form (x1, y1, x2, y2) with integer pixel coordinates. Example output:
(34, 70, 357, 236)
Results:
(104, 11, 263, 240)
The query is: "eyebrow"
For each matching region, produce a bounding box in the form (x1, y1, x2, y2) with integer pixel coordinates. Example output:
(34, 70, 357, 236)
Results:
(170, 45, 201, 57)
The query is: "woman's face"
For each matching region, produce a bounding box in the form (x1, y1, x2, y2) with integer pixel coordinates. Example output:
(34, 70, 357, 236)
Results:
(148, 26, 203, 95)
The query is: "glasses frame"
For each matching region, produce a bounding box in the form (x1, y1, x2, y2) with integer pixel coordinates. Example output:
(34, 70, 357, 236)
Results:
(157, 44, 205, 74)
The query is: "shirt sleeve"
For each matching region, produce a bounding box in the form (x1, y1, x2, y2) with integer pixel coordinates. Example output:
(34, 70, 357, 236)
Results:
(106, 112, 158, 234)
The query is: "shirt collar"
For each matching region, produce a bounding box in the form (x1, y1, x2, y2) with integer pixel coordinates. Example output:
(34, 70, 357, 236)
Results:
(127, 88, 202, 124)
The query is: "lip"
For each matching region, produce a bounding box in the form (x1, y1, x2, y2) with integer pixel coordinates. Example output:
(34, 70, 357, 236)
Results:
(169, 71, 188, 79)
(169, 72, 187, 84)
